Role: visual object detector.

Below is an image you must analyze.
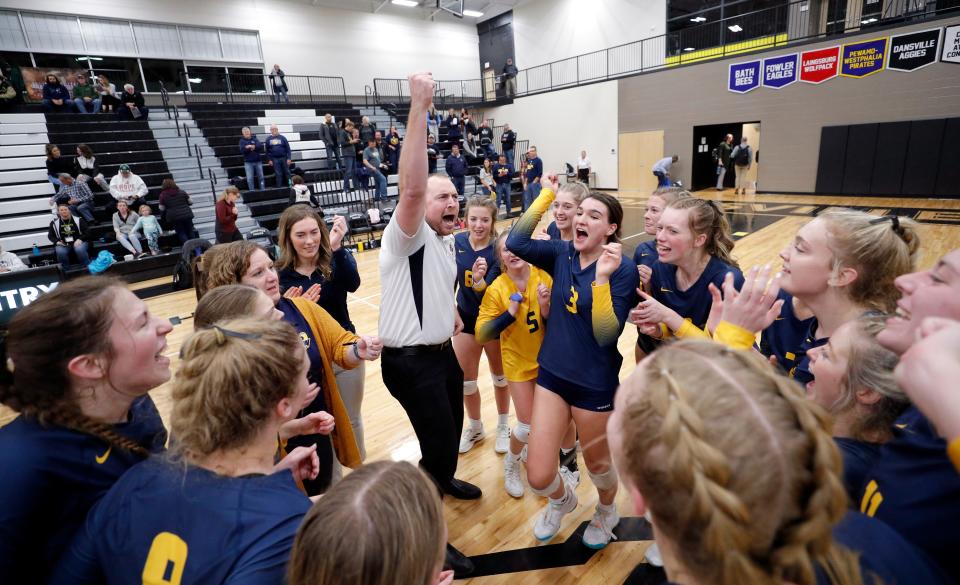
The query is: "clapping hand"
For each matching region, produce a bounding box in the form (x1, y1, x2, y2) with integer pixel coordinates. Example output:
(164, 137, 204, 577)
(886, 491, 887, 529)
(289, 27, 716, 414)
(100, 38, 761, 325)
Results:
(284, 283, 322, 303)
(595, 243, 623, 282)
(274, 444, 320, 483)
(329, 216, 348, 251)
(706, 265, 783, 335)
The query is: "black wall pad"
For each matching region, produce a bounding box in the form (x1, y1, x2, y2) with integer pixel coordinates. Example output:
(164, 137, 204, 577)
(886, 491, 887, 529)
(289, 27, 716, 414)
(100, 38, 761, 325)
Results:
(902, 118, 945, 196)
(842, 124, 879, 195)
(816, 125, 848, 194)
(934, 117, 960, 199)
(870, 122, 910, 196)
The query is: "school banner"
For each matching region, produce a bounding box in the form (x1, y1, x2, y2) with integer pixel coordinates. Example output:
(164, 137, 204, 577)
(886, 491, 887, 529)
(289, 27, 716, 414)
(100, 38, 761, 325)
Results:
(728, 60, 761, 93)
(942, 25, 960, 64)
(20, 67, 89, 101)
(762, 53, 798, 89)
(888, 28, 941, 71)
(840, 38, 888, 78)
(800, 46, 840, 83)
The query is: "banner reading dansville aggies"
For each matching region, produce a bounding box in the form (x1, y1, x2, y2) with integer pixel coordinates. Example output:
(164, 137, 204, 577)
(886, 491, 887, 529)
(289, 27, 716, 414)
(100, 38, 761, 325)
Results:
(888, 28, 941, 71)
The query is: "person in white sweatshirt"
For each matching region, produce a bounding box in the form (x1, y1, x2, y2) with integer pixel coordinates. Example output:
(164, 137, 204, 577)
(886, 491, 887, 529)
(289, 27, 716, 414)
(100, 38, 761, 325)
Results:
(109, 164, 148, 210)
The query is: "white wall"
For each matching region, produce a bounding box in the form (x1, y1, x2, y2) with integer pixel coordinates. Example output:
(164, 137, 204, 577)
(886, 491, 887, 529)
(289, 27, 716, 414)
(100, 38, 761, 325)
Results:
(2, 0, 480, 94)
(483, 80, 619, 189)
(511, 0, 664, 69)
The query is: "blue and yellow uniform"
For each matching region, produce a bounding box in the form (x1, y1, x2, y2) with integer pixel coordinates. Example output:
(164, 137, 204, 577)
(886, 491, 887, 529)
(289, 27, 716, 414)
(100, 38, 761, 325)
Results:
(759, 291, 816, 377)
(476, 267, 552, 382)
(0, 396, 166, 584)
(545, 221, 561, 240)
(454, 231, 499, 336)
(631, 239, 658, 269)
(506, 188, 638, 412)
(857, 406, 960, 580)
(48, 458, 311, 585)
(834, 437, 881, 503)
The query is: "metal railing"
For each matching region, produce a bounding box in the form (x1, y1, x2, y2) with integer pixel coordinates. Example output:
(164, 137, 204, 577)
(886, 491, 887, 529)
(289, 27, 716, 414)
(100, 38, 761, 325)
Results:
(158, 81, 181, 137)
(180, 72, 347, 104)
(372, 0, 957, 105)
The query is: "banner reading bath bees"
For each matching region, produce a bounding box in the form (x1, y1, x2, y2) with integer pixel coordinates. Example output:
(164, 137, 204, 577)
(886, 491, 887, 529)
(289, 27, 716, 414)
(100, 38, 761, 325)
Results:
(840, 38, 888, 77)
(888, 28, 941, 71)
(728, 60, 761, 93)
(943, 25, 960, 64)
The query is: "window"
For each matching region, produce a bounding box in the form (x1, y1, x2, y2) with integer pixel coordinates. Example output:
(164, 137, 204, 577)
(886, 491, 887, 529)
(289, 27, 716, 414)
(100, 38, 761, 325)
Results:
(226, 66, 266, 94)
(666, 0, 790, 55)
(20, 13, 84, 53)
(220, 30, 261, 62)
(87, 56, 142, 90)
(141, 58, 186, 93)
(132, 23, 182, 59)
(79, 18, 137, 55)
(668, 0, 723, 21)
(187, 65, 227, 94)
(0, 10, 27, 50)
(0, 50, 32, 68)
(32, 52, 85, 68)
(178, 27, 222, 60)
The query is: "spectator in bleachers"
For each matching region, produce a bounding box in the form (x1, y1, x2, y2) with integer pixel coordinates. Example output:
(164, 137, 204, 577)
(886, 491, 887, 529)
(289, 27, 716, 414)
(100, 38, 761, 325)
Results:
(478, 157, 495, 199)
(320, 113, 341, 171)
(427, 134, 439, 174)
(339, 121, 358, 192)
(41, 74, 73, 113)
(0, 72, 16, 112)
(521, 146, 542, 212)
(48, 204, 90, 270)
(266, 124, 293, 188)
(45, 144, 73, 187)
(95, 74, 120, 113)
(500, 123, 516, 167)
(269, 64, 289, 104)
(385, 126, 401, 174)
(112, 200, 145, 259)
(502, 57, 518, 97)
(215, 186, 243, 244)
(352, 127, 364, 161)
(158, 178, 196, 244)
(445, 144, 467, 197)
(492, 153, 513, 213)
(291, 175, 312, 205)
(109, 164, 148, 210)
(0, 244, 27, 272)
(70, 73, 100, 114)
(362, 139, 388, 200)
(359, 116, 377, 145)
(577, 150, 591, 183)
(55, 173, 96, 223)
(73, 144, 110, 192)
(117, 84, 148, 120)
(239, 127, 266, 191)
(445, 108, 461, 149)
(427, 103, 442, 141)
(477, 120, 496, 161)
(131, 205, 162, 256)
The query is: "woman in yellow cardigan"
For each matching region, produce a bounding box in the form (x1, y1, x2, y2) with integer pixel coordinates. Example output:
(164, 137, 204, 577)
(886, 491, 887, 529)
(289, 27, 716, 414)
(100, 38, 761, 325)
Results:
(195, 241, 382, 495)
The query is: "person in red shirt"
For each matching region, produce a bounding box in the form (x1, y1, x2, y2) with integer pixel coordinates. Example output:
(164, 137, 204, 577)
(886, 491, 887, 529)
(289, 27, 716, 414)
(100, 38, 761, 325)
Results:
(215, 186, 243, 243)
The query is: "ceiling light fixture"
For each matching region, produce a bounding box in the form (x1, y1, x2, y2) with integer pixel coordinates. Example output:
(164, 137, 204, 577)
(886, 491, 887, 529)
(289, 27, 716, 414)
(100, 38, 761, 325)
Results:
(391, 0, 419, 6)
(690, 16, 707, 23)
(684, 47, 696, 51)
(727, 24, 743, 32)
(463, 9, 484, 17)
(188, 77, 202, 83)
(861, 17, 878, 24)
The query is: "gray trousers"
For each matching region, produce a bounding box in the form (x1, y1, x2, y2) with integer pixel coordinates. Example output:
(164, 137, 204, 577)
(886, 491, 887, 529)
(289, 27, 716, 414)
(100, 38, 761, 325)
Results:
(329, 360, 367, 485)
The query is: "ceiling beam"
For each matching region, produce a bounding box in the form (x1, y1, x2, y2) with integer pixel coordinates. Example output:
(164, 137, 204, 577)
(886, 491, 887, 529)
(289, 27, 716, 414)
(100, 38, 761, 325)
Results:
(374, 0, 390, 13)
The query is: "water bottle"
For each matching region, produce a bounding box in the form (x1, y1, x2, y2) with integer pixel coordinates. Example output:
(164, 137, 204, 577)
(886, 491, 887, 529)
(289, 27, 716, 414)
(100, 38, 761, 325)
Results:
(32, 242, 40, 256)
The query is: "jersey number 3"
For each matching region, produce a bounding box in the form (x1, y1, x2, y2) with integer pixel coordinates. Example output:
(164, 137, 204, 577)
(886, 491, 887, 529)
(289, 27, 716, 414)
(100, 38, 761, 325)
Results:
(526, 310, 539, 333)
(859, 480, 883, 517)
(142, 532, 188, 585)
(565, 286, 578, 314)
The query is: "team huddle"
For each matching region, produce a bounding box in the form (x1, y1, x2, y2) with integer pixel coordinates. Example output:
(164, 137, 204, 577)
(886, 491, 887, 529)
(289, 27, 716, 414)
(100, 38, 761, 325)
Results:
(0, 72, 958, 585)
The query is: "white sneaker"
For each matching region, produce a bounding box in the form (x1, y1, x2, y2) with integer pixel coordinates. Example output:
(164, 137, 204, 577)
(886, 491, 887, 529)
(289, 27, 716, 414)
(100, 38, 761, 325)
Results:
(495, 424, 511, 454)
(503, 454, 524, 498)
(582, 504, 620, 549)
(459, 425, 485, 453)
(559, 464, 580, 489)
(533, 482, 577, 541)
(644, 541, 663, 566)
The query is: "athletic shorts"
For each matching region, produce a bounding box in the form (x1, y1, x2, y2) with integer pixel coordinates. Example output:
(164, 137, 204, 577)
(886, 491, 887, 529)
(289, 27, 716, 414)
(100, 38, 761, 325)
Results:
(457, 306, 477, 336)
(537, 367, 615, 413)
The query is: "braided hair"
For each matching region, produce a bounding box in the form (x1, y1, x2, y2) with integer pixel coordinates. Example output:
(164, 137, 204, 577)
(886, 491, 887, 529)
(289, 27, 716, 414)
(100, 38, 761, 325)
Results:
(0, 276, 150, 456)
(618, 340, 862, 585)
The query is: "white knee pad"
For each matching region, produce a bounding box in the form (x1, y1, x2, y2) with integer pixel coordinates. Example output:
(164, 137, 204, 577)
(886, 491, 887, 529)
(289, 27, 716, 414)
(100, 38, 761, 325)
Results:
(463, 380, 478, 396)
(491, 373, 508, 388)
(587, 467, 619, 491)
(512, 422, 530, 444)
(529, 472, 562, 498)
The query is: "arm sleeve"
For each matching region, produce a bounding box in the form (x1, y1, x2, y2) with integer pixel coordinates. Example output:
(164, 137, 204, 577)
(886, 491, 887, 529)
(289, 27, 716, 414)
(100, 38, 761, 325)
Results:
(215, 201, 228, 224)
(332, 248, 361, 293)
(130, 218, 143, 235)
(112, 214, 121, 232)
(284, 137, 291, 158)
(505, 188, 563, 274)
(476, 284, 514, 344)
(136, 177, 148, 197)
(8, 254, 27, 271)
(109, 177, 121, 200)
(592, 263, 640, 347)
(48, 222, 58, 244)
(591, 283, 620, 347)
(949, 436, 960, 474)
(307, 302, 359, 369)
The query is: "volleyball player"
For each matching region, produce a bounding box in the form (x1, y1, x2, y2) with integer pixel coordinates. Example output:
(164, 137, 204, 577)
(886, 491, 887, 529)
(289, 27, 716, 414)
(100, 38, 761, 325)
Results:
(611, 340, 951, 585)
(476, 231, 552, 497)
(506, 174, 638, 548)
(631, 186, 692, 277)
(50, 319, 318, 584)
(542, 181, 589, 240)
(0, 277, 171, 584)
(454, 196, 509, 454)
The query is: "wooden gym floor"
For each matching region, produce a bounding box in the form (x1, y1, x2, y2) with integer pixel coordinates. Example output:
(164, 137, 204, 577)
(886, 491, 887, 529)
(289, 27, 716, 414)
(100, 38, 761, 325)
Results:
(4, 189, 960, 584)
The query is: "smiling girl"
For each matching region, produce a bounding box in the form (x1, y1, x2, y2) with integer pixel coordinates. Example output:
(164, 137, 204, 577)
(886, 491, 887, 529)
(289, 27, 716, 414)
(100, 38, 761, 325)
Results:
(543, 181, 589, 241)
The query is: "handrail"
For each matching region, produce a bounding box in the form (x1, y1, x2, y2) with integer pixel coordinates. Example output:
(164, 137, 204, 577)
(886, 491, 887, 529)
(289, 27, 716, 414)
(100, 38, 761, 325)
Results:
(194, 144, 203, 176)
(207, 168, 217, 200)
(181, 72, 347, 104)
(183, 122, 191, 150)
(371, 0, 957, 105)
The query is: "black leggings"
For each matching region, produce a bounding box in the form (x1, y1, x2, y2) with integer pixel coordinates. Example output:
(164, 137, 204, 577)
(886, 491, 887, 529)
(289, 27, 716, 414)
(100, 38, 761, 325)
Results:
(215, 230, 243, 244)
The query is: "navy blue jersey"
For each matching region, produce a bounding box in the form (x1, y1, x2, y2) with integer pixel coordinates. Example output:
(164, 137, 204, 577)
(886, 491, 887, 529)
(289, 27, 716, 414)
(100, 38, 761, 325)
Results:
(454, 231, 499, 320)
(834, 437, 881, 504)
(649, 256, 744, 331)
(858, 407, 960, 580)
(49, 458, 311, 585)
(278, 248, 362, 333)
(546, 221, 561, 241)
(631, 239, 658, 269)
(507, 189, 639, 393)
(760, 291, 815, 375)
(791, 318, 828, 385)
(0, 396, 166, 584)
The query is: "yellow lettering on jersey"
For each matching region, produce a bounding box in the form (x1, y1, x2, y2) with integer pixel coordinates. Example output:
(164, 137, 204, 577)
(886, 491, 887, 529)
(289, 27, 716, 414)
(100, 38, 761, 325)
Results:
(464, 269, 474, 288)
(859, 480, 883, 517)
(785, 351, 796, 361)
(565, 286, 578, 314)
(298, 331, 311, 349)
(142, 532, 188, 585)
(660, 287, 672, 293)
(95, 446, 111, 465)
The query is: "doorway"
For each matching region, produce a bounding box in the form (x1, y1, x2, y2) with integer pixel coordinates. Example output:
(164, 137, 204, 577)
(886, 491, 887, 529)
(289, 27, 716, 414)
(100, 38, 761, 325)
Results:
(691, 121, 761, 192)
(619, 130, 665, 193)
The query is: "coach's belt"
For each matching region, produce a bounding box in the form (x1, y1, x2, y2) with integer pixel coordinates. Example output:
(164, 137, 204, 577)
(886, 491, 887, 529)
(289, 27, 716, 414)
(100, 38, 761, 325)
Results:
(383, 340, 452, 356)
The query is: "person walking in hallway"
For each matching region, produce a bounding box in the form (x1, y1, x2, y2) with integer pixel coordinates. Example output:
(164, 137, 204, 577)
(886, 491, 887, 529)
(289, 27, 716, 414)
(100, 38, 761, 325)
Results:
(715, 134, 733, 190)
(731, 137, 753, 195)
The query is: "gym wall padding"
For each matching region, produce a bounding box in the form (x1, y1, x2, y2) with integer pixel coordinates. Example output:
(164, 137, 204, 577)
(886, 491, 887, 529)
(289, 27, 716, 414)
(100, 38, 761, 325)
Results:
(869, 122, 910, 197)
(841, 124, 878, 195)
(815, 126, 847, 195)
(901, 118, 945, 197)
(935, 117, 960, 198)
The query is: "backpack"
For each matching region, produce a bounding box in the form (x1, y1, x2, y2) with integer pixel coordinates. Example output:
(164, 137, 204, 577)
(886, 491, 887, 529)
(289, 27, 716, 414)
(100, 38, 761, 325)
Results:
(734, 146, 750, 166)
(246, 228, 278, 260)
(230, 176, 248, 190)
(172, 238, 212, 290)
(711, 147, 720, 164)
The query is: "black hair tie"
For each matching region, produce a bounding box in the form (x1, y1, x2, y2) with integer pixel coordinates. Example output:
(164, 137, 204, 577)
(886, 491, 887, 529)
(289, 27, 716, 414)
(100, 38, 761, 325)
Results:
(869, 215, 901, 232)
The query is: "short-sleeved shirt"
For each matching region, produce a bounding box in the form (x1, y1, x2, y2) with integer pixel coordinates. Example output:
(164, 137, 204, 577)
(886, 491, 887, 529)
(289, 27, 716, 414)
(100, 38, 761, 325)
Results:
(363, 147, 382, 168)
(379, 218, 457, 347)
(760, 291, 815, 375)
(632, 239, 658, 269)
(454, 232, 499, 321)
(649, 256, 744, 332)
(834, 437, 881, 503)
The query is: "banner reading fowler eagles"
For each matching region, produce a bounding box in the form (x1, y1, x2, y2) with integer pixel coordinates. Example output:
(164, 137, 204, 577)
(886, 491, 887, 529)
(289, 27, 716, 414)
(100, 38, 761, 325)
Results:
(840, 38, 888, 78)
(888, 28, 941, 71)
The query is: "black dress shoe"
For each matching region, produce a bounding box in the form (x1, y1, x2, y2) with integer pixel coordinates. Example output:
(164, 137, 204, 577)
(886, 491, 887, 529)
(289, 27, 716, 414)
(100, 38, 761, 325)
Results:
(442, 478, 482, 500)
(444, 543, 475, 578)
